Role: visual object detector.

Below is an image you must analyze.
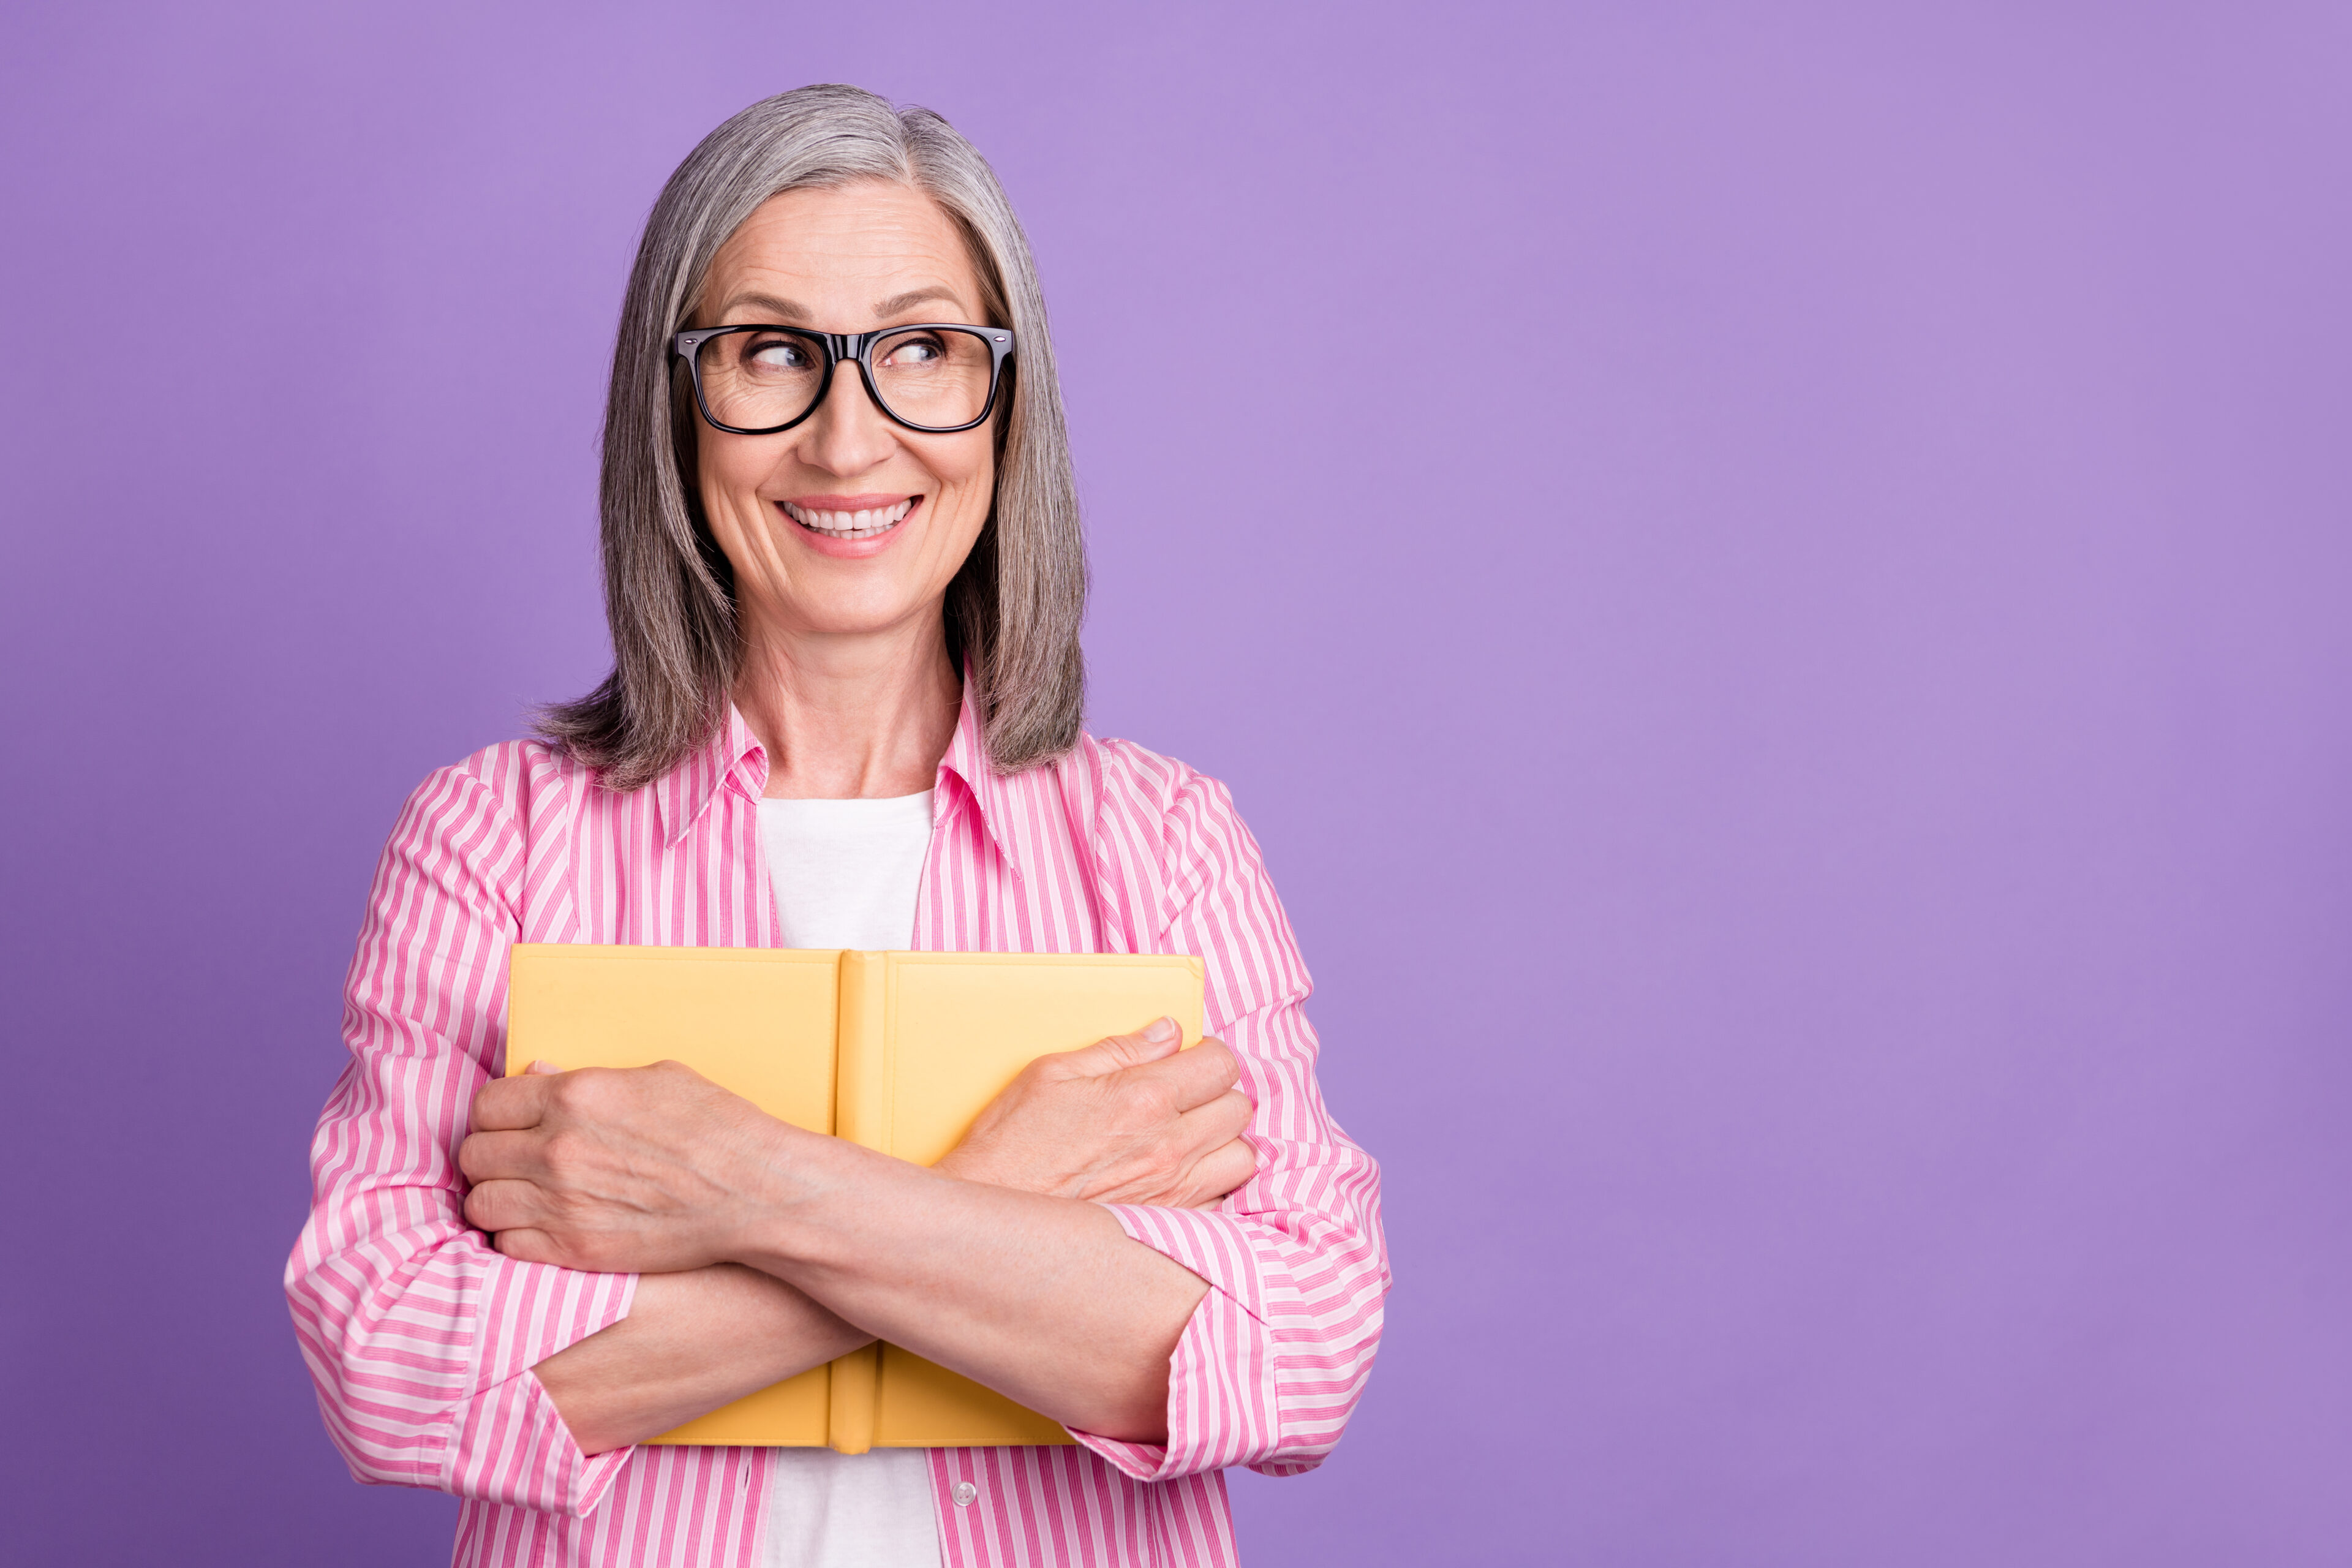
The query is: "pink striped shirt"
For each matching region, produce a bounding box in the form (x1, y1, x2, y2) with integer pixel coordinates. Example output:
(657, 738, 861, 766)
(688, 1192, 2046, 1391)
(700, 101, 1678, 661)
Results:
(286, 682, 1389, 1567)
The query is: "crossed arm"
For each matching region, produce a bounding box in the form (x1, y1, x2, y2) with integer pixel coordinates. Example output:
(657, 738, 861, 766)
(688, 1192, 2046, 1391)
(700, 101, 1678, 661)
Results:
(458, 1020, 1257, 1455)
(293, 760, 1387, 1504)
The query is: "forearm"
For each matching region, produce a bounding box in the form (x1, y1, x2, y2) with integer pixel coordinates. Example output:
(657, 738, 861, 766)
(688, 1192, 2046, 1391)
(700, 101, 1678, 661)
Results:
(532, 1264, 870, 1454)
(739, 1142, 1208, 1443)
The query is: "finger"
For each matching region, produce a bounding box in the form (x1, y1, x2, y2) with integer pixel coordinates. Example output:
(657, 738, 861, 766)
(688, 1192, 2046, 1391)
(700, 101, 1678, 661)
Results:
(1185, 1137, 1258, 1207)
(1148, 1091, 1253, 1187)
(470, 1071, 554, 1133)
(492, 1227, 561, 1265)
(1049, 1016, 1186, 1079)
(457, 1128, 546, 1185)
(462, 1176, 546, 1235)
(1171, 1088, 1254, 1153)
(1124, 1037, 1241, 1112)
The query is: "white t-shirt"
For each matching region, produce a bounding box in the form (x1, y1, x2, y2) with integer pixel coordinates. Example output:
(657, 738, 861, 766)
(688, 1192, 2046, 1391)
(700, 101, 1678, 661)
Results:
(755, 791, 943, 1568)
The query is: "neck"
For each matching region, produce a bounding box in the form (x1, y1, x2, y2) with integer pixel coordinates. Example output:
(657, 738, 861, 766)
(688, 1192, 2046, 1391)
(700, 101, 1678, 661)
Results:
(731, 605, 962, 801)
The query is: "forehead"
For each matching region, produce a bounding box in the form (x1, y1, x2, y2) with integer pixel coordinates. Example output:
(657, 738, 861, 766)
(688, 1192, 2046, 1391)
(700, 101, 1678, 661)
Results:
(702, 181, 981, 322)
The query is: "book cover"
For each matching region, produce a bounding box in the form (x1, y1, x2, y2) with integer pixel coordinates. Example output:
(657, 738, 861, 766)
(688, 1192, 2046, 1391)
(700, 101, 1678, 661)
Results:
(504, 945, 1207, 1450)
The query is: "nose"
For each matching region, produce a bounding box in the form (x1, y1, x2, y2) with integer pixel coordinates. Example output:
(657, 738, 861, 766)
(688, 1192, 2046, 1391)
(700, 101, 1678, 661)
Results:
(796, 360, 898, 477)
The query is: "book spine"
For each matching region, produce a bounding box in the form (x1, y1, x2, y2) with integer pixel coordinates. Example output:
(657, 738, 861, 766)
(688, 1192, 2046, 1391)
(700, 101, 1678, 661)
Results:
(826, 952, 890, 1452)
(826, 1344, 880, 1455)
(834, 950, 892, 1153)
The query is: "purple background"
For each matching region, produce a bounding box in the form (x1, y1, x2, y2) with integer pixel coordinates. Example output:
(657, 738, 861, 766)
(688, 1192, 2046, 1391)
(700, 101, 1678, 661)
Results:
(4, 4, 2350, 1563)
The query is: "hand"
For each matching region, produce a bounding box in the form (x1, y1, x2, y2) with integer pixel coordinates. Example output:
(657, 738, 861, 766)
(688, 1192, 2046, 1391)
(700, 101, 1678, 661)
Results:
(459, 1060, 799, 1273)
(935, 1018, 1257, 1208)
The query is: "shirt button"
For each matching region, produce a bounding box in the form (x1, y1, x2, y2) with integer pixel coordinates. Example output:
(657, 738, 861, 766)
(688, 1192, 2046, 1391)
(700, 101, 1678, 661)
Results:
(952, 1481, 978, 1507)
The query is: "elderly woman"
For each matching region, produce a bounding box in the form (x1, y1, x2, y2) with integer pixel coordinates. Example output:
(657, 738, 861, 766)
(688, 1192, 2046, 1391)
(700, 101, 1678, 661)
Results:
(288, 85, 1385, 1568)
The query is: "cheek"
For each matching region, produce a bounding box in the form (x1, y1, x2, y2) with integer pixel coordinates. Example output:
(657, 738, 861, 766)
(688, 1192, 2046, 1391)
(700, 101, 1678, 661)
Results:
(696, 426, 763, 505)
(695, 432, 786, 556)
(931, 439, 996, 529)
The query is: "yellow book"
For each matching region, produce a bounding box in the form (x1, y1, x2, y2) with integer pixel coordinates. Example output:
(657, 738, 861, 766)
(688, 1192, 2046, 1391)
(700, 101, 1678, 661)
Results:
(503, 945, 1207, 1453)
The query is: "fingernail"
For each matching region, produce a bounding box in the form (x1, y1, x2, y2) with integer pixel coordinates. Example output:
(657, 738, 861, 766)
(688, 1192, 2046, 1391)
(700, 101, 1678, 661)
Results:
(526, 1059, 560, 1074)
(1142, 1016, 1178, 1043)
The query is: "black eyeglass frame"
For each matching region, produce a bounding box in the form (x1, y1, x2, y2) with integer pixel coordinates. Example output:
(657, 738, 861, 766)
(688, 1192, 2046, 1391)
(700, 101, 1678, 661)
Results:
(671, 323, 1017, 435)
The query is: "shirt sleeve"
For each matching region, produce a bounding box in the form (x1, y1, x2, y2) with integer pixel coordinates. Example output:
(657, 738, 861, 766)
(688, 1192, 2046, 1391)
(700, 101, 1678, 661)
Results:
(1073, 772, 1389, 1482)
(284, 758, 639, 1515)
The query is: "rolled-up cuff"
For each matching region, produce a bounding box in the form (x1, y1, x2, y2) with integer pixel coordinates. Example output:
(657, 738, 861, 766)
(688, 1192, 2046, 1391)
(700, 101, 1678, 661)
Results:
(465, 1244, 639, 1390)
(1098, 1205, 1266, 1319)
(446, 1355, 639, 1514)
(1072, 1207, 1280, 1481)
(441, 1249, 638, 1512)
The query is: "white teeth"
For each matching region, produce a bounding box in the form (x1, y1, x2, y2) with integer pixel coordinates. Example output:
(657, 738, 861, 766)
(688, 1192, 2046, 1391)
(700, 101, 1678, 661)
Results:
(783, 499, 915, 537)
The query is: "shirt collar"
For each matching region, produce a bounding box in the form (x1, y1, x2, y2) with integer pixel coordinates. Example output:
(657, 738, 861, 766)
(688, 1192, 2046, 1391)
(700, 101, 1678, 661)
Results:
(649, 674, 1032, 877)
(651, 704, 769, 848)
(934, 674, 1028, 877)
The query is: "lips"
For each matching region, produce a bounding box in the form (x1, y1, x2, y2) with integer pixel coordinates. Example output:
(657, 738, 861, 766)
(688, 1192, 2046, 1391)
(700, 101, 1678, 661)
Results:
(782, 497, 915, 539)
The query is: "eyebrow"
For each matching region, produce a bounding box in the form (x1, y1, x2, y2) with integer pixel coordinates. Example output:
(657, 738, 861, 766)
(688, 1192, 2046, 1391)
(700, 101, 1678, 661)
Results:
(871, 287, 968, 318)
(713, 285, 974, 328)
(718, 291, 812, 323)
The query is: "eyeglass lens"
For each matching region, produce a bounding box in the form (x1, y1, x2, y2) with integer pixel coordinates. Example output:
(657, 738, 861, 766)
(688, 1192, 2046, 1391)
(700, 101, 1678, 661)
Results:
(695, 327, 995, 431)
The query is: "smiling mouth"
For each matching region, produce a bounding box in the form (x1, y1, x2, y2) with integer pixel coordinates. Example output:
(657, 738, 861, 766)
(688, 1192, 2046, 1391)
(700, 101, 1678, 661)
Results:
(782, 497, 916, 540)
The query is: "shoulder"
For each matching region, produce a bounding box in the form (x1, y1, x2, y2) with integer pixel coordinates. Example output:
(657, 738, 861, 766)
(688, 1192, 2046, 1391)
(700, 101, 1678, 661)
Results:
(388, 736, 595, 846)
(1074, 735, 1306, 997)
(1079, 733, 1243, 832)
(1073, 733, 1267, 886)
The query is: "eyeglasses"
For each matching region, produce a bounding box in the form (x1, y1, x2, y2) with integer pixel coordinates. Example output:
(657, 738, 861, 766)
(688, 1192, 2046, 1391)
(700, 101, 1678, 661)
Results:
(673, 323, 1016, 435)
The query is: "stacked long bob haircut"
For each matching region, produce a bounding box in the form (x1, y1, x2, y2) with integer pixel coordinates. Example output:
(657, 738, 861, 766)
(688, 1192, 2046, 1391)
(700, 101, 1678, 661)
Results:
(542, 85, 1087, 790)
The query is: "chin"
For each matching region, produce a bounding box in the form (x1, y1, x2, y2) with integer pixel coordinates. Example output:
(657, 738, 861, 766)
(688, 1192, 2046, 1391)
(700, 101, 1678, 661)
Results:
(793, 591, 940, 638)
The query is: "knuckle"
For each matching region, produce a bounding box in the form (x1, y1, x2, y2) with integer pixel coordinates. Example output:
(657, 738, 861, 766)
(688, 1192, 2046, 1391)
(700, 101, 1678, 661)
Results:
(565, 1065, 625, 1106)
(1116, 1080, 1174, 1123)
(1090, 1036, 1143, 1071)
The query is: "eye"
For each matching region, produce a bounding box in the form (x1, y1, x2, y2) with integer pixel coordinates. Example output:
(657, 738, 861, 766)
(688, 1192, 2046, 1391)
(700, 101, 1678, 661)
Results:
(747, 336, 813, 371)
(880, 333, 946, 368)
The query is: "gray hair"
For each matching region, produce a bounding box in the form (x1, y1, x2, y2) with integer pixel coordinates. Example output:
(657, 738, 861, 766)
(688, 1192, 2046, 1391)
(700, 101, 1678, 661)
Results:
(541, 85, 1086, 789)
